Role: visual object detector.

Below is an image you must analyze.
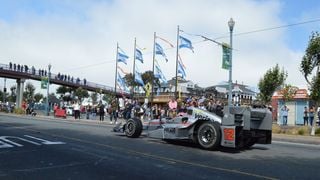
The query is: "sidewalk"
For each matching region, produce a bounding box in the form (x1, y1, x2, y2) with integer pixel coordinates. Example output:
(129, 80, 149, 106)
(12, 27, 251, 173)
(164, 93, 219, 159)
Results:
(0, 112, 125, 128)
(272, 133, 320, 145)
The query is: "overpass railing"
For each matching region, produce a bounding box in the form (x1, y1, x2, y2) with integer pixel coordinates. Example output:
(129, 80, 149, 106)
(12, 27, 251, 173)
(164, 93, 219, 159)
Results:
(0, 63, 129, 96)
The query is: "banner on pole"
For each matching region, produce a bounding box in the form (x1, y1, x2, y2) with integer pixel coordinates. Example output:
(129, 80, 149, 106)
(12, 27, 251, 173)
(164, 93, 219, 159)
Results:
(222, 43, 231, 70)
(41, 77, 48, 89)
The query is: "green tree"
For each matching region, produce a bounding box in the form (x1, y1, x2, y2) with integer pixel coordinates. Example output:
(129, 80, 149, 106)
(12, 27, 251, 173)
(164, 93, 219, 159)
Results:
(23, 82, 36, 102)
(258, 64, 287, 104)
(34, 93, 44, 103)
(102, 93, 114, 104)
(8, 85, 16, 102)
(124, 71, 160, 93)
(74, 87, 89, 102)
(300, 32, 320, 134)
(0, 90, 3, 102)
(141, 71, 154, 85)
(91, 92, 98, 105)
(280, 84, 298, 102)
(56, 86, 74, 102)
(0, 90, 4, 101)
(124, 73, 138, 87)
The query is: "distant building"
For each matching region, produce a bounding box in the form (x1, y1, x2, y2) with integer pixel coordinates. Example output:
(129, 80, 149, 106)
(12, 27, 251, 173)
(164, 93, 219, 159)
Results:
(153, 77, 195, 94)
(151, 77, 197, 103)
(208, 81, 256, 105)
(138, 77, 255, 106)
(272, 89, 309, 125)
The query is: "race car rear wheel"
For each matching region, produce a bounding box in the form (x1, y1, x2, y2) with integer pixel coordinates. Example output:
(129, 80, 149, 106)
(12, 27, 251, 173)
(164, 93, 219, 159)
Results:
(197, 122, 221, 150)
(125, 118, 142, 138)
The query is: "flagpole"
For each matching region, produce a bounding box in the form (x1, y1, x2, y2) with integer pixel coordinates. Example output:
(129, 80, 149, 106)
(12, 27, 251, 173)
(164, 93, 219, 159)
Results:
(151, 32, 156, 113)
(175, 25, 180, 99)
(114, 43, 119, 97)
(132, 38, 137, 99)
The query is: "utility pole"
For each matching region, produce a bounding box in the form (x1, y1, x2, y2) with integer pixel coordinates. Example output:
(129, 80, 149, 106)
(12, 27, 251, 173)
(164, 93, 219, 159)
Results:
(3, 78, 6, 103)
(46, 64, 51, 116)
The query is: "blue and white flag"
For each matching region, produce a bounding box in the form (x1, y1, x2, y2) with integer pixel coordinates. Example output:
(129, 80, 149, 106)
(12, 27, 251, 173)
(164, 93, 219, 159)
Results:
(177, 61, 186, 78)
(117, 72, 128, 91)
(155, 43, 168, 62)
(179, 35, 194, 52)
(117, 48, 129, 65)
(135, 70, 144, 86)
(135, 48, 143, 63)
(117, 73, 125, 87)
(155, 64, 167, 83)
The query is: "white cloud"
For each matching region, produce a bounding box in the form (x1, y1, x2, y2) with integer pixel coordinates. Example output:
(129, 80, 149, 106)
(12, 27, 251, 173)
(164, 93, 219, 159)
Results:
(0, 0, 311, 92)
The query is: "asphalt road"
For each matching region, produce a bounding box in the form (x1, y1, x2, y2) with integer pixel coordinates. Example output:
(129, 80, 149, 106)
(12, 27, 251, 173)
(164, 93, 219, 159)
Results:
(0, 114, 319, 180)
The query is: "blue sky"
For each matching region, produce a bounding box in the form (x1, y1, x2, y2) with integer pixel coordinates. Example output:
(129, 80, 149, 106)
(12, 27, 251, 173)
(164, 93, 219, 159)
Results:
(0, 0, 318, 51)
(0, 0, 318, 43)
(0, 0, 320, 91)
(278, 0, 320, 51)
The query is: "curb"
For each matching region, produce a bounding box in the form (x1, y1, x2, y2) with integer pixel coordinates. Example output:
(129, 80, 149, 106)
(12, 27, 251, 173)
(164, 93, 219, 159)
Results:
(0, 112, 123, 128)
(272, 133, 320, 145)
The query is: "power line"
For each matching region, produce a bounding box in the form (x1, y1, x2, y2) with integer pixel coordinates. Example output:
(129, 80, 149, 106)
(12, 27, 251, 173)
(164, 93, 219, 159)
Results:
(214, 18, 320, 40)
(58, 18, 320, 72)
(60, 60, 114, 72)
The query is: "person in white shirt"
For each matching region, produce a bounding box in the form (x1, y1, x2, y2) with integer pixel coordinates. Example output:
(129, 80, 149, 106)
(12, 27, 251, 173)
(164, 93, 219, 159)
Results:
(73, 101, 80, 119)
(281, 106, 289, 126)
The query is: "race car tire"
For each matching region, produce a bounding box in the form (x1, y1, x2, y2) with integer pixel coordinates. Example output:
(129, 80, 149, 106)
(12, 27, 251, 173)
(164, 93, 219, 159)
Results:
(197, 122, 221, 150)
(125, 118, 142, 138)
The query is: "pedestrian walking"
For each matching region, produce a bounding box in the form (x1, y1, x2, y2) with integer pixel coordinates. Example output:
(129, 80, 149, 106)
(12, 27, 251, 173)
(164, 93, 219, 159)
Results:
(303, 106, 308, 126)
(109, 99, 118, 124)
(73, 102, 80, 119)
(309, 106, 315, 126)
(86, 106, 91, 119)
(91, 106, 97, 120)
(281, 105, 289, 126)
(99, 102, 105, 121)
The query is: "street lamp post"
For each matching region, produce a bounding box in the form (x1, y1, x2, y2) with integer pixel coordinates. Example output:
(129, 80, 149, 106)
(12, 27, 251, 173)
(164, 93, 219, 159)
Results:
(3, 78, 6, 103)
(228, 18, 235, 109)
(46, 64, 51, 116)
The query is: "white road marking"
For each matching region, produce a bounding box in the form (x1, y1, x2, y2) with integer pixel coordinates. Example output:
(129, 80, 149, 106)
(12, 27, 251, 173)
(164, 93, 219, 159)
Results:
(0, 136, 41, 147)
(0, 140, 14, 148)
(24, 135, 65, 145)
(0, 135, 65, 149)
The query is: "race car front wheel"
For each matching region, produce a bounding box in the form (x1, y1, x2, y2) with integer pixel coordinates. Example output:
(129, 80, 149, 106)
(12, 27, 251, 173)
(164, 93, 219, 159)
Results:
(197, 122, 221, 150)
(125, 118, 142, 138)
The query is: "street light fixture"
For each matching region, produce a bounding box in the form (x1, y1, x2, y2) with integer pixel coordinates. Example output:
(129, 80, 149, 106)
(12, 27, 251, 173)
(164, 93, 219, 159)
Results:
(228, 18, 235, 109)
(46, 64, 51, 116)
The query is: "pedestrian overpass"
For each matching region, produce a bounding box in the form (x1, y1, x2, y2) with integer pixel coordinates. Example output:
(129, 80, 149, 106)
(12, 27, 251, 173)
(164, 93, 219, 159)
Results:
(0, 63, 129, 108)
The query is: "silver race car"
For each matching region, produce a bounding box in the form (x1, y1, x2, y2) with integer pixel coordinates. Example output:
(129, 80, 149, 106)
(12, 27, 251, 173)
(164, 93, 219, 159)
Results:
(113, 106, 272, 150)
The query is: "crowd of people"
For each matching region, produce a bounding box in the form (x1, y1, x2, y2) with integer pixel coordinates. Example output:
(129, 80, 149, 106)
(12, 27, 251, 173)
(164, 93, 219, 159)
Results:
(8, 62, 31, 74)
(302, 106, 319, 126)
(7, 62, 87, 86)
(118, 95, 225, 123)
(56, 73, 86, 85)
(280, 105, 320, 126)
